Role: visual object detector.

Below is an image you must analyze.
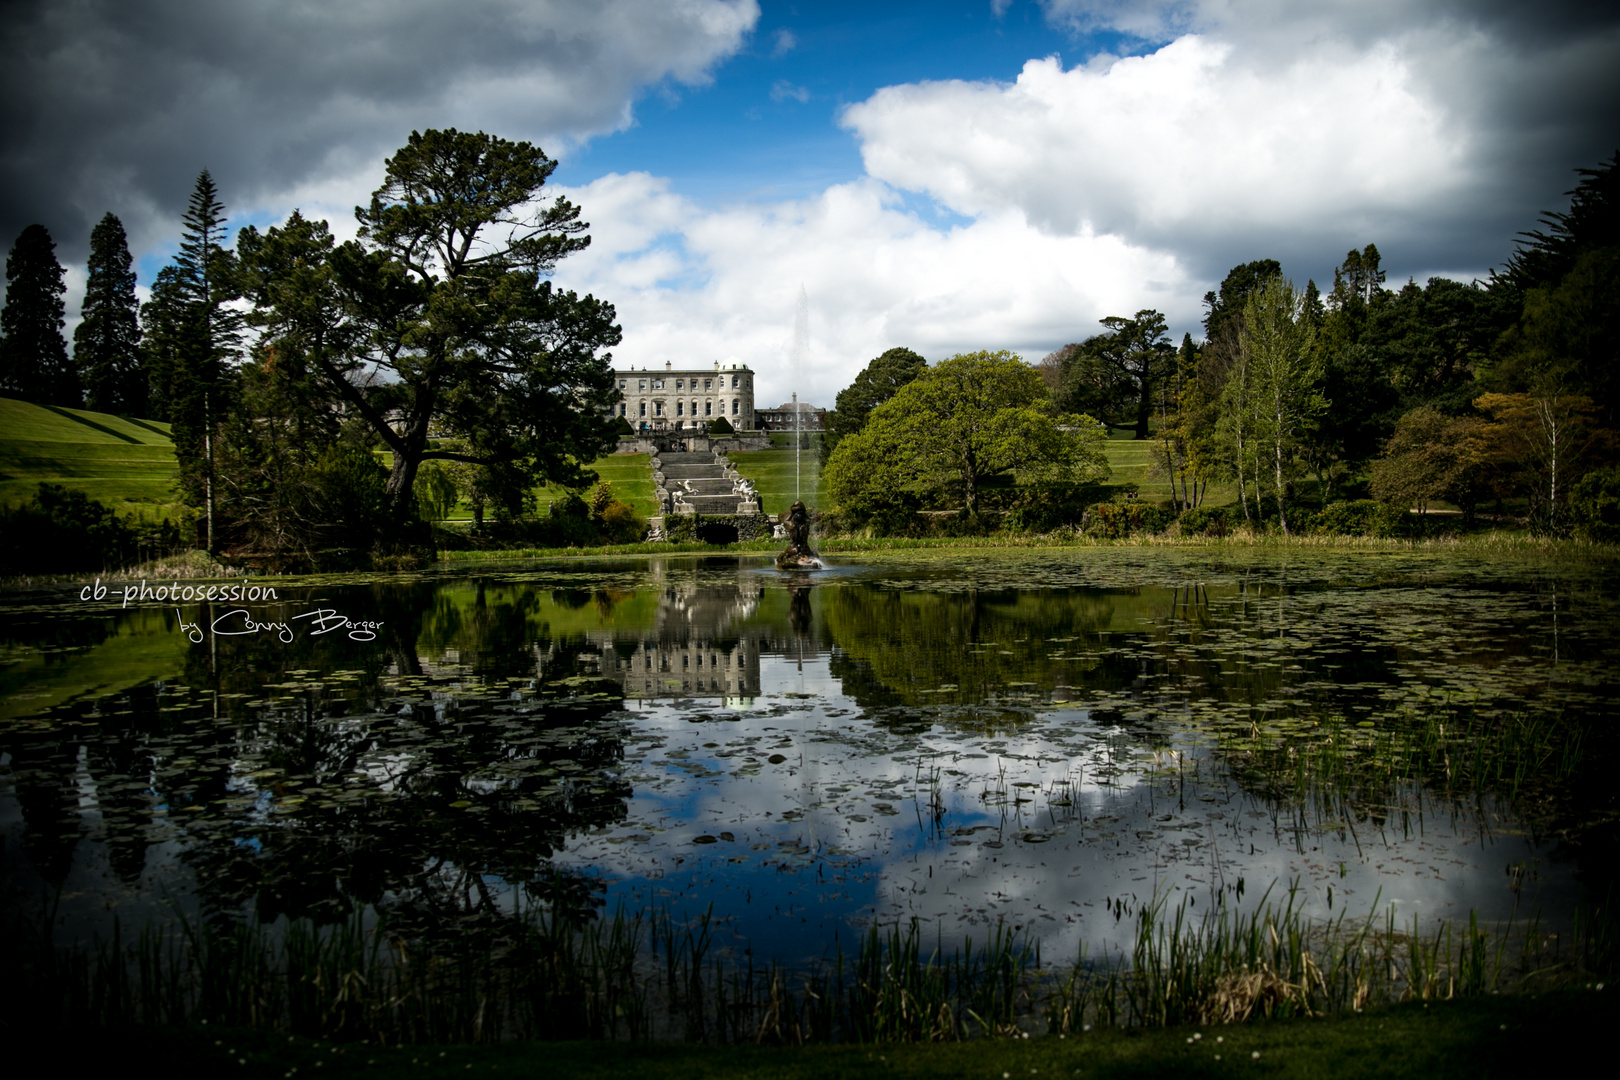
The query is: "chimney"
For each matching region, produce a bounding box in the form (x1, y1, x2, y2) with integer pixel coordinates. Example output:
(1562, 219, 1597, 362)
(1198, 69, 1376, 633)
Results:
(665, 361, 671, 371)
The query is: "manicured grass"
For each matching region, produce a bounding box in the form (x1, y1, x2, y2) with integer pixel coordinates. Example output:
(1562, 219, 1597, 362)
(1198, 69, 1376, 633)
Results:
(727, 447, 828, 517)
(1101, 429, 1236, 505)
(431, 452, 658, 522)
(0, 396, 183, 515)
(47, 991, 1610, 1080)
(550, 452, 656, 517)
(0, 395, 173, 444)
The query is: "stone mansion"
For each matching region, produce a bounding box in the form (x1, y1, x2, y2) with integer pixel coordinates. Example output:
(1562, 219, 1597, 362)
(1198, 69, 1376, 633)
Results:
(612, 360, 756, 432)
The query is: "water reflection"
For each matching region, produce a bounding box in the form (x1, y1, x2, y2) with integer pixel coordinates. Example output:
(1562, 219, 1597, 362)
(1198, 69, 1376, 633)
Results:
(1, 551, 1616, 965)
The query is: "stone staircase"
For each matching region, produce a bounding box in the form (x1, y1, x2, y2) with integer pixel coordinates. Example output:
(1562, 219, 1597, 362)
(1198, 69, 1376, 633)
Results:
(653, 449, 761, 517)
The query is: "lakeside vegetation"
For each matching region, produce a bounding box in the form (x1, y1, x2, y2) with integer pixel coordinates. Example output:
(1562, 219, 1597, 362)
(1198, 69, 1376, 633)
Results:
(19, 992, 1608, 1080)
(9, 879, 1612, 1046)
(3, 148, 1616, 570)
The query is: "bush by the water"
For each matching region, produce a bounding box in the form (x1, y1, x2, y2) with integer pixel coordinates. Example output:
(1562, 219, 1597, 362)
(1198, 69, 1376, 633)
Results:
(1082, 500, 1177, 539)
(1572, 465, 1620, 543)
(1177, 504, 1232, 537)
(0, 484, 185, 575)
(450, 481, 645, 549)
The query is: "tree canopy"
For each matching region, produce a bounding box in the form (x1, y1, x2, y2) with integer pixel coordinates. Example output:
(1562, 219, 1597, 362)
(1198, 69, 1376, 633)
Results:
(827, 350, 1109, 520)
(75, 213, 143, 415)
(0, 224, 76, 406)
(239, 128, 623, 530)
(1055, 309, 1174, 439)
(820, 346, 925, 463)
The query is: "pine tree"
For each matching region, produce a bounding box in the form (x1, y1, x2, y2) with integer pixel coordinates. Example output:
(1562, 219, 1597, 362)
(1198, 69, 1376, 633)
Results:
(148, 170, 241, 553)
(0, 224, 78, 405)
(74, 213, 144, 414)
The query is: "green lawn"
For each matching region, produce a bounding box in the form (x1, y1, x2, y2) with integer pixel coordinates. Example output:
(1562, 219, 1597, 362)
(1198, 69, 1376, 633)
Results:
(40, 991, 1609, 1080)
(1101, 430, 1238, 506)
(727, 447, 828, 517)
(432, 452, 659, 522)
(0, 396, 182, 516)
(536, 452, 657, 518)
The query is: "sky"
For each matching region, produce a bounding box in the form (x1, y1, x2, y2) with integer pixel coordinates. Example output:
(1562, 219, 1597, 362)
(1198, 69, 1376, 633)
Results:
(3, 0, 1618, 407)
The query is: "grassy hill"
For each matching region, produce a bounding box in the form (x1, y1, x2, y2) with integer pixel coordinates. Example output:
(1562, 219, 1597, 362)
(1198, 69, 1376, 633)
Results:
(727, 440, 828, 518)
(0, 396, 182, 518)
(514, 453, 658, 520)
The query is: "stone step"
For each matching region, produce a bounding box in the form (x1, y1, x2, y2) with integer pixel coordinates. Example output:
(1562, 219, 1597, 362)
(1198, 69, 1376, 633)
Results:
(685, 495, 747, 513)
(657, 453, 719, 465)
(671, 479, 735, 495)
(661, 464, 728, 479)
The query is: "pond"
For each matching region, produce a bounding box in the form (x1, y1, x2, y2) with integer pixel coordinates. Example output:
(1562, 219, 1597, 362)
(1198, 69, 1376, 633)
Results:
(2, 548, 1617, 977)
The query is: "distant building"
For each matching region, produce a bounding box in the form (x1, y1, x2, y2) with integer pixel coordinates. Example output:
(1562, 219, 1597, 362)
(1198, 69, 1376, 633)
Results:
(756, 400, 826, 432)
(611, 359, 755, 433)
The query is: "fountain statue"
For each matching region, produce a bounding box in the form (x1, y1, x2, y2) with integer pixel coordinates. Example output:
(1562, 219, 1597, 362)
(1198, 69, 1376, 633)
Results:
(775, 500, 822, 570)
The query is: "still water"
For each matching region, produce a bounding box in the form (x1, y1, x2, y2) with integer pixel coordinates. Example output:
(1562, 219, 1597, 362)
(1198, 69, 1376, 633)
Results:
(2, 549, 1616, 965)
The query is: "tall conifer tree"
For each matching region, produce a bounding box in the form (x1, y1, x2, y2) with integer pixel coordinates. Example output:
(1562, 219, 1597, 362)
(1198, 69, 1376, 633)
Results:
(146, 170, 240, 552)
(75, 213, 144, 414)
(0, 224, 78, 405)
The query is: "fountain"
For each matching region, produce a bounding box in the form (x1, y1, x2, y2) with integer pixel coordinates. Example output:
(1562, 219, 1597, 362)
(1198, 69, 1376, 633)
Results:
(775, 499, 821, 570)
(776, 287, 825, 570)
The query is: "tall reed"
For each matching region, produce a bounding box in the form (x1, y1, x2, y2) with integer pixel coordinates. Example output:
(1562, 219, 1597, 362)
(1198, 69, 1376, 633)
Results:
(6, 887, 1611, 1046)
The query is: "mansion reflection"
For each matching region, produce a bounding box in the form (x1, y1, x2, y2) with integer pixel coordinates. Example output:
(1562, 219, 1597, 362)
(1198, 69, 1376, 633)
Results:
(582, 576, 782, 703)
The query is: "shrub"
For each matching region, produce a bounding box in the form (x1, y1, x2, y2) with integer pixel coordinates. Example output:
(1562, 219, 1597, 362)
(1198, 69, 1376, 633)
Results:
(310, 444, 391, 554)
(588, 481, 644, 544)
(1002, 482, 1113, 533)
(1313, 500, 1388, 537)
(1081, 501, 1175, 539)
(0, 484, 141, 574)
(413, 462, 461, 523)
(1177, 505, 1232, 537)
(836, 488, 923, 536)
(708, 416, 735, 435)
(1572, 465, 1620, 543)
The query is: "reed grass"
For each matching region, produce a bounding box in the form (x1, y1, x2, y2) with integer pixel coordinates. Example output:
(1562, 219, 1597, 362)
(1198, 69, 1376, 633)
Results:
(7, 883, 1611, 1047)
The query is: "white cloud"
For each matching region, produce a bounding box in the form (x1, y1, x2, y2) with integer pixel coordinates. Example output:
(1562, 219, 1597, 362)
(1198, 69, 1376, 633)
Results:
(841, 36, 1468, 254)
(552, 172, 1194, 407)
(770, 80, 812, 104)
(835, 2, 1618, 294)
(538, 3, 1616, 405)
(772, 27, 797, 57)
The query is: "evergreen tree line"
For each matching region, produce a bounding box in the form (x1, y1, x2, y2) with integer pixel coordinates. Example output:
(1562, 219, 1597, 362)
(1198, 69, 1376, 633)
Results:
(2, 130, 630, 569)
(821, 153, 1620, 540)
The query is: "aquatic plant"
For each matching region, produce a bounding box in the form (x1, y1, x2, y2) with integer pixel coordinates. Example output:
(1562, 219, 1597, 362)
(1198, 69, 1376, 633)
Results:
(7, 886, 1612, 1046)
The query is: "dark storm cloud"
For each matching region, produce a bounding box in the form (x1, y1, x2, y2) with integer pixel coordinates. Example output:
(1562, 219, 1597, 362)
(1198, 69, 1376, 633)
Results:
(0, 0, 758, 274)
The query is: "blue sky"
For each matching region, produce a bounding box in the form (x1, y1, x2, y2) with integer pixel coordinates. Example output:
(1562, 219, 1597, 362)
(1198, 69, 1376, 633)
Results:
(4, 0, 1618, 405)
(553, 2, 1135, 206)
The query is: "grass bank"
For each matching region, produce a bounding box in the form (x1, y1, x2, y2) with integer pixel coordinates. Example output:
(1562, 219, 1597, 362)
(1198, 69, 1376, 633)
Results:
(31, 990, 1611, 1079)
(0, 395, 181, 518)
(433, 529, 1620, 565)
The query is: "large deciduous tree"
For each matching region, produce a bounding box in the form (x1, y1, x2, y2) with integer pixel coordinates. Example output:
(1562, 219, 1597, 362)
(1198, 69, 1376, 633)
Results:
(820, 345, 925, 464)
(827, 350, 1108, 521)
(0, 224, 77, 405)
(1056, 309, 1174, 439)
(241, 129, 622, 533)
(1241, 276, 1323, 535)
(1369, 406, 1487, 518)
(74, 213, 144, 415)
